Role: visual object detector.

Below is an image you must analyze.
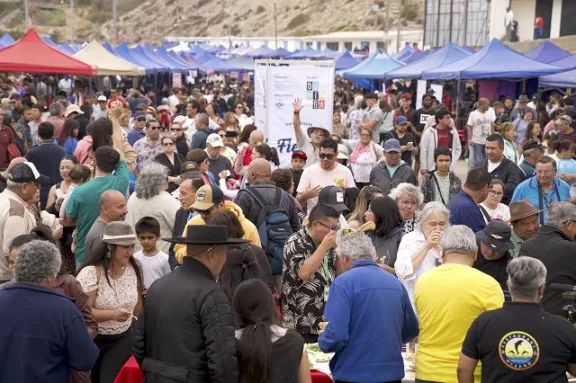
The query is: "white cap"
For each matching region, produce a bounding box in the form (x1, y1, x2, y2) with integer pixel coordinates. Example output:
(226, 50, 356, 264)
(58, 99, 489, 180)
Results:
(97, 95, 107, 102)
(206, 133, 224, 148)
(173, 115, 191, 129)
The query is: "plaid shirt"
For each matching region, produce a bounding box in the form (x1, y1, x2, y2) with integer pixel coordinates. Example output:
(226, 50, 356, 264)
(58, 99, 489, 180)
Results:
(133, 137, 162, 171)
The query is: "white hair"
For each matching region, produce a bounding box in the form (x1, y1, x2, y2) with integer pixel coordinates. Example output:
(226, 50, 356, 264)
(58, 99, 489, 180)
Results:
(546, 202, 576, 229)
(336, 232, 376, 261)
(389, 182, 424, 207)
(507, 257, 547, 299)
(15, 240, 61, 283)
(442, 225, 478, 256)
(417, 201, 450, 227)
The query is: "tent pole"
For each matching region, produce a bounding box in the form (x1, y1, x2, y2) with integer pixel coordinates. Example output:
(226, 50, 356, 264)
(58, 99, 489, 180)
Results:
(455, 79, 461, 155)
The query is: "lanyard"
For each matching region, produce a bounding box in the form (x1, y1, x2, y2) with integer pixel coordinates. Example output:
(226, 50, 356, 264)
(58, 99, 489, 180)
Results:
(537, 181, 561, 225)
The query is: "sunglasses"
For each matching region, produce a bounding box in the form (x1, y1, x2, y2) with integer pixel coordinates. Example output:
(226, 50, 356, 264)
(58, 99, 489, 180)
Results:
(171, 128, 182, 131)
(136, 118, 146, 122)
(148, 126, 160, 130)
(197, 205, 216, 216)
(313, 129, 325, 136)
(163, 142, 174, 146)
(319, 153, 335, 160)
(316, 221, 340, 231)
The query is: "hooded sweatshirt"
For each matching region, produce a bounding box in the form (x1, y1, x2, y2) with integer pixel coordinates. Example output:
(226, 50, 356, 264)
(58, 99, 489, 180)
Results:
(174, 201, 261, 263)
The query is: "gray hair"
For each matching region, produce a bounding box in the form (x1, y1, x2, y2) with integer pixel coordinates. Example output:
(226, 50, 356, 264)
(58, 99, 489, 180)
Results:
(196, 113, 209, 127)
(336, 232, 376, 261)
(14, 240, 61, 283)
(545, 202, 576, 229)
(389, 182, 424, 207)
(6, 179, 27, 191)
(507, 257, 547, 299)
(49, 102, 62, 117)
(524, 148, 538, 158)
(442, 225, 478, 256)
(418, 201, 450, 226)
(135, 163, 168, 199)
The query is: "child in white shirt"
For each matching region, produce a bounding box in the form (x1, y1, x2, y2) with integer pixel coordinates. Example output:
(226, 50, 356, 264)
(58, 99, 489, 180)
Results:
(133, 216, 171, 289)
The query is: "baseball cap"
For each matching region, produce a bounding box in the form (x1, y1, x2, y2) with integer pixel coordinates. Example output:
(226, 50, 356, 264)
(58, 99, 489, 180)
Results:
(365, 93, 378, 100)
(134, 111, 146, 120)
(384, 138, 402, 152)
(191, 185, 225, 211)
(9, 162, 49, 184)
(337, 144, 349, 160)
(318, 186, 348, 213)
(402, 93, 412, 101)
(206, 133, 224, 148)
(395, 116, 408, 125)
(518, 95, 529, 102)
(476, 219, 514, 253)
(292, 150, 307, 161)
(556, 115, 573, 126)
(173, 115, 191, 129)
(97, 95, 107, 102)
(522, 139, 545, 152)
(64, 104, 84, 118)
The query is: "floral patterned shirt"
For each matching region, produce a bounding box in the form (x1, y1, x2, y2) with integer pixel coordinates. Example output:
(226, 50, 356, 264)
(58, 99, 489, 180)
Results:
(281, 228, 335, 335)
(133, 137, 162, 171)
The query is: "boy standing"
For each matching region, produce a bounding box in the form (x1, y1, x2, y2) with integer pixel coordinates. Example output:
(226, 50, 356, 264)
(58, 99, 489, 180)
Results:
(134, 217, 171, 289)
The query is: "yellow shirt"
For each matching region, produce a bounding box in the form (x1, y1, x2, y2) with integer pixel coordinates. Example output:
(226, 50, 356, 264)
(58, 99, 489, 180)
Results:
(174, 201, 261, 263)
(414, 263, 504, 383)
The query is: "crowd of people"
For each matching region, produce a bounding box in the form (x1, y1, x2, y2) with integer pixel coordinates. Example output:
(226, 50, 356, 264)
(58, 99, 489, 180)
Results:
(0, 73, 575, 383)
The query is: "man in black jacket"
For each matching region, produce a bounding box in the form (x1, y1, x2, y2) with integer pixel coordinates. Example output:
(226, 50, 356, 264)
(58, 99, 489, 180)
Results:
(132, 225, 246, 383)
(520, 202, 576, 317)
(475, 133, 524, 205)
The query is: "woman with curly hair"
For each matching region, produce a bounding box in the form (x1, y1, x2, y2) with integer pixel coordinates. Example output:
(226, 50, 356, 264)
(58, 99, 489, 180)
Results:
(125, 163, 180, 253)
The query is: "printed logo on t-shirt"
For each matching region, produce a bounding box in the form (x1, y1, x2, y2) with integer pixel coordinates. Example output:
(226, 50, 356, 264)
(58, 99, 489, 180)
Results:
(499, 331, 539, 371)
(419, 114, 431, 124)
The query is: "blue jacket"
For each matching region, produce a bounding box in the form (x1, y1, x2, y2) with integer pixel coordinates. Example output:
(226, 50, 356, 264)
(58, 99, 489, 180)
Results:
(0, 283, 99, 382)
(127, 128, 146, 146)
(511, 176, 571, 223)
(448, 190, 486, 233)
(319, 260, 419, 383)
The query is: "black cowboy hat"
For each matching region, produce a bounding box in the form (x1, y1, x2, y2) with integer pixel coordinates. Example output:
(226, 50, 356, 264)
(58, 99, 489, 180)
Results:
(163, 225, 249, 245)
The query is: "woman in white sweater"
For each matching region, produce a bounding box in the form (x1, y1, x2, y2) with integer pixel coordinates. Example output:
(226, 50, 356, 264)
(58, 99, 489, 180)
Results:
(126, 163, 180, 253)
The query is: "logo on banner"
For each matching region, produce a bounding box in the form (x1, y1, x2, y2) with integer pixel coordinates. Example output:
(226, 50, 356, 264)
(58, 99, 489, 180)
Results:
(274, 100, 284, 109)
(307, 82, 326, 109)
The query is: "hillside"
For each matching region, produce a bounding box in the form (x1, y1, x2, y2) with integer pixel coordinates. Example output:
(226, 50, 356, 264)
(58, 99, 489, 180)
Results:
(0, 0, 424, 44)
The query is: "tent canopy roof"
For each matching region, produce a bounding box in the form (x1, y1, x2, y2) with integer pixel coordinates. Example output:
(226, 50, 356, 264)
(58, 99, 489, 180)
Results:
(335, 50, 359, 71)
(387, 43, 470, 79)
(540, 68, 576, 88)
(74, 41, 144, 76)
(422, 39, 565, 80)
(524, 41, 571, 64)
(0, 29, 95, 75)
(342, 51, 404, 80)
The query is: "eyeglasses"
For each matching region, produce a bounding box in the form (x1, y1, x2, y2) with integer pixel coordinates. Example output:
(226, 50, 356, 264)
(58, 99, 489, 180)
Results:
(136, 118, 146, 122)
(235, 106, 243, 109)
(316, 221, 340, 231)
(148, 126, 160, 130)
(163, 142, 174, 146)
(489, 190, 503, 197)
(536, 170, 554, 176)
(313, 129, 325, 136)
(171, 128, 182, 131)
(219, 134, 226, 138)
(319, 153, 335, 160)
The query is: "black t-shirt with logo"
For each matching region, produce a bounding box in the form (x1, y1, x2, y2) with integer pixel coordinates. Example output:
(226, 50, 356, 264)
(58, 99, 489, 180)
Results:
(462, 302, 576, 383)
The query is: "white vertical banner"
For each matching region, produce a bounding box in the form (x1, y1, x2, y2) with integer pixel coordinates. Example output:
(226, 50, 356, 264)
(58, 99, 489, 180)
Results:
(255, 60, 335, 168)
(254, 62, 268, 131)
(416, 80, 427, 109)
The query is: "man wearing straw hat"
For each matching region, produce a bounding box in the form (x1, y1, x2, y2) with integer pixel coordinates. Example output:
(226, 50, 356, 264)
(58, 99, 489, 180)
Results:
(132, 225, 248, 382)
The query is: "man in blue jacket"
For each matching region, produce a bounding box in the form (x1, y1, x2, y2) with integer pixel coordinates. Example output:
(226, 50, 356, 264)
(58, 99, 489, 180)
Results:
(448, 168, 492, 233)
(0, 240, 99, 382)
(319, 233, 419, 383)
(512, 155, 571, 224)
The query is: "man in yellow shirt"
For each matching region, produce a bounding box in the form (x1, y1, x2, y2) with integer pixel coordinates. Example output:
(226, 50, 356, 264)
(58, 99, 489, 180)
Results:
(174, 184, 260, 263)
(414, 225, 504, 383)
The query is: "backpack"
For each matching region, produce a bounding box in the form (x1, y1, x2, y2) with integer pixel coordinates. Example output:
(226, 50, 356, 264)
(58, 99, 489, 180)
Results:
(243, 187, 292, 275)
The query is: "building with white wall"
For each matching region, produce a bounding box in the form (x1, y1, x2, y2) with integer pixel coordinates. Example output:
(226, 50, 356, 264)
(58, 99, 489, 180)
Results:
(166, 29, 424, 55)
(425, 0, 576, 48)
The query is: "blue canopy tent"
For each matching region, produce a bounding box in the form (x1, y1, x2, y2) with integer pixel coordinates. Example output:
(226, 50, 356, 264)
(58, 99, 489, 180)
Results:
(199, 44, 220, 54)
(422, 39, 565, 80)
(539, 68, 576, 88)
(460, 45, 476, 53)
(225, 57, 254, 71)
(335, 51, 359, 71)
(313, 48, 341, 59)
(273, 47, 292, 57)
(288, 48, 318, 59)
(550, 54, 576, 69)
(401, 50, 430, 64)
(157, 47, 198, 69)
(58, 43, 76, 55)
(386, 43, 471, 79)
(394, 45, 414, 60)
(114, 44, 157, 74)
(129, 45, 169, 72)
(190, 52, 214, 64)
(200, 56, 229, 72)
(246, 46, 277, 58)
(167, 50, 200, 69)
(102, 42, 114, 53)
(136, 45, 184, 72)
(0, 33, 15, 48)
(342, 52, 404, 80)
(524, 41, 570, 64)
(188, 45, 206, 54)
(42, 36, 59, 48)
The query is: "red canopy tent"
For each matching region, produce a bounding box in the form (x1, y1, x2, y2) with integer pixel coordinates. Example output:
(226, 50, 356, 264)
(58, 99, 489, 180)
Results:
(0, 29, 96, 75)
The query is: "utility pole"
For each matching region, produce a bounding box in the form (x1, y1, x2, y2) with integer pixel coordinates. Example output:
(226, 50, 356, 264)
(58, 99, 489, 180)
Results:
(273, 0, 278, 49)
(396, 0, 403, 52)
(385, 0, 390, 51)
(113, 0, 118, 43)
(24, 0, 31, 30)
(70, 0, 75, 42)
